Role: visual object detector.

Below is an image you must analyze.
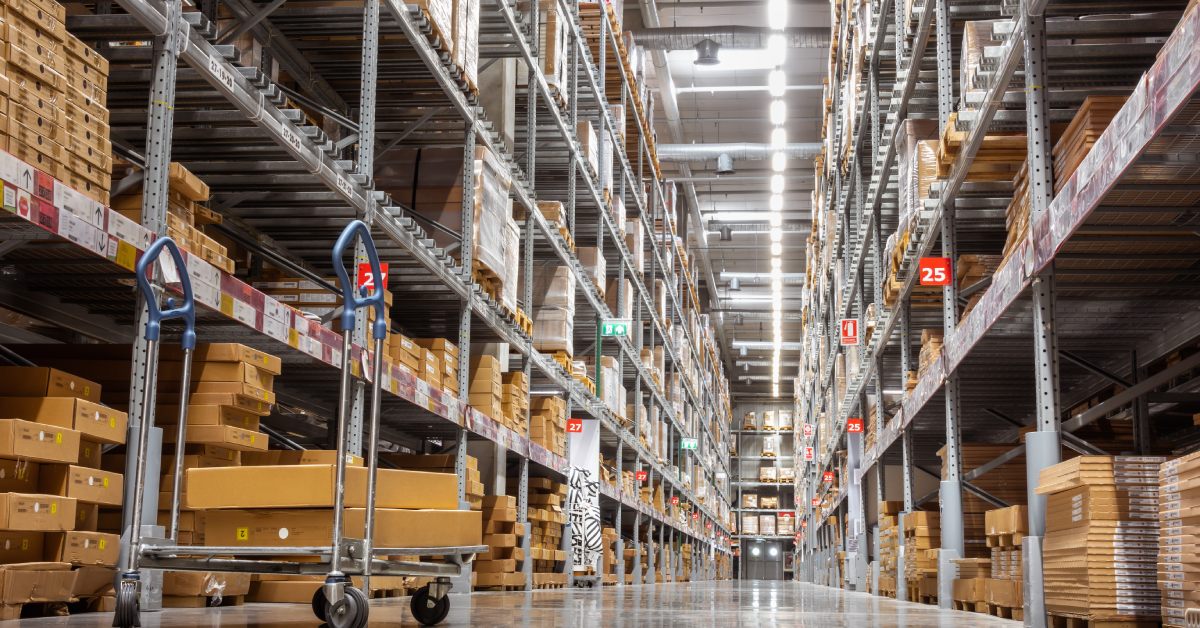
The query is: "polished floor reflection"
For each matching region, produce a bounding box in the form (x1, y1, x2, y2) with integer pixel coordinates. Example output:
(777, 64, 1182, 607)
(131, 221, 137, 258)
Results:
(5, 581, 1021, 626)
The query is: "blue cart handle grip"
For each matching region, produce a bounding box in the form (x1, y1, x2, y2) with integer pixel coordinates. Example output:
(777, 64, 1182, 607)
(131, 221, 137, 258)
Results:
(135, 237, 197, 349)
(331, 220, 388, 340)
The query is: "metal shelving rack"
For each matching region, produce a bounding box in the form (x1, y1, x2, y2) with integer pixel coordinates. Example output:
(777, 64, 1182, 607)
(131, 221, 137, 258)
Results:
(731, 404, 796, 579)
(0, 0, 736, 590)
(794, 0, 1200, 622)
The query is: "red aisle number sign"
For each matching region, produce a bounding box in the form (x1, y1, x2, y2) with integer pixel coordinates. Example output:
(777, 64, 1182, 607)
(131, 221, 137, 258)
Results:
(847, 417, 864, 433)
(918, 257, 953, 286)
(803, 446, 814, 461)
(357, 262, 389, 292)
(635, 470, 648, 482)
(706, 521, 713, 530)
(823, 471, 834, 483)
(671, 496, 679, 505)
(566, 418, 583, 433)
(839, 318, 859, 345)
(692, 512, 700, 521)
(800, 519, 808, 529)
(811, 497, 821, 506)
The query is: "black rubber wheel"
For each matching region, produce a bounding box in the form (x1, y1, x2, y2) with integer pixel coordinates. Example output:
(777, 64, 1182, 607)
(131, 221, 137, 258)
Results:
(112, 580, 140, 628)
(325, 586, 369, 628)
(311, 587, 328, 622)
(409, 585, 451, 626)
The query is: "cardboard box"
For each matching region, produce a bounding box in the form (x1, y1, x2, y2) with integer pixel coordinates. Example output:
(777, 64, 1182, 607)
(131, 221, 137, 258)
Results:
(0, 419, 81, 464)
(0, 397, 126, 444)
(191, 381, 275, 405)
(191, 362, 275, 390)
(241, 450, 363, 467)
(161, 424, 268, 452)
(247, 579, 321, 603)
(71, 565, 115, 598)
(78, 439, 102, 469)
(185, 465, 458, 510)
(0, 459, 39, 493)
(159, 405, 260, 431)
(204, 508, 482, 548)
(162, 571, 251, 597)
(0, 531, 43, 563)
(46, 531, 119, 566)
(0, 368, 101, 402)
(0, 562, 77, 604)
(38, 465, 123, 506)
(0, 493, 77, 531)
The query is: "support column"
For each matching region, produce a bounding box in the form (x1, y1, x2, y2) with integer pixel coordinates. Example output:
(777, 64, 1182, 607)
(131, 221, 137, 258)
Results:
(1023, 5, 1060, 625)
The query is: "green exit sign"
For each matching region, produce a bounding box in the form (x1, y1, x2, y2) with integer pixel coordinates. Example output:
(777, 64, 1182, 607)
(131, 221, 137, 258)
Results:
(681, 437, 698, 451)
(600, 319, 631, 337)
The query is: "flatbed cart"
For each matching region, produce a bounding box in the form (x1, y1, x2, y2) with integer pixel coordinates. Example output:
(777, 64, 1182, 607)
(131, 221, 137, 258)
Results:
(114, 222, 486, 628)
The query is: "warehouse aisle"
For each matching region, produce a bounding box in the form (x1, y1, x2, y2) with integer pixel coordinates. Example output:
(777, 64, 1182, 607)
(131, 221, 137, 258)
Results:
(7, 581, 1018, 626)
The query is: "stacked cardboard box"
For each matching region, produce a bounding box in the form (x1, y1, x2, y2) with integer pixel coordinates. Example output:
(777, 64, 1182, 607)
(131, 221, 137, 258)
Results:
(903, 510, 940, 601)
(917, 329, 943, 377)
(113, 162, 234, 274)
(415, 338, 460, 393)
(0, 366, 126, 616)
(983, 505, 1026, 619)
(1039, 456, 1164, 623)
(951, 558, 991, 612)
(523, 478, 567, 587)
(602, 528, 619, 584)
(878, 501, 902, 597)
(0, 0, 112, 205)
(386, 453, 484, 510)
(938, 443, 1027, 559)
(1158, 451, 1200, 627)
(501, 371, 529, 433)
(530, 395, 567, 457)
(474, 495, 526, 590)
(469, 355, 504, 423)
(529, 264, 575, 356)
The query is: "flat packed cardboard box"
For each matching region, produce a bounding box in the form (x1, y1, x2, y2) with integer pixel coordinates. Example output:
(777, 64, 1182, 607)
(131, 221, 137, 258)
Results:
(0, 562, 77, 604)
(185, 464, 458, 510)
(0, 459, 39, 493)
(241, 450, 363, 466)
(0, 367, 101, 402)
(204, 508, 482, 548)
(162, 571, 252, 597)
(0, 419, 81, 464)
(38, 465, 123, 506)
(71, 565, 116, 598)
(162, 424, 268, 452)
(0, 493, 78, 531)
(159, 405, 260, 431)
(46, 531, 119, 566)
(0, 531, 43, 563)
(0, 397, 126, 444)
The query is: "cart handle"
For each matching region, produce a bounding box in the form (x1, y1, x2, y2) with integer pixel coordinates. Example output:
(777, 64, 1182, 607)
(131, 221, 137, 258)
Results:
(331, 220, 388, 340)
(135, 236, 196, 349)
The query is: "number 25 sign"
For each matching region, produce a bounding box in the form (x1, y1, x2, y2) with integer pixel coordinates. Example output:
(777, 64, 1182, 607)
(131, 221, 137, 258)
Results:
(918, 257, 952, 286)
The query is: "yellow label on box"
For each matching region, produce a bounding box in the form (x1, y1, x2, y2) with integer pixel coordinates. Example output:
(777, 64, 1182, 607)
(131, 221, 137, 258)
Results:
(102, 477, 109, 488)
(236, 527, 249, 541)
(99, 539, 107, 550)
(220, 294, 235, 317)
(50, 502, 57, 515)
(54, 433, 62, 444)
(115, 241, 137, 270)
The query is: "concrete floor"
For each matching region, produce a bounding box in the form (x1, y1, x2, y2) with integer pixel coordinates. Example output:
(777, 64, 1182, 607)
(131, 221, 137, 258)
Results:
(6, 581, 1021, 626)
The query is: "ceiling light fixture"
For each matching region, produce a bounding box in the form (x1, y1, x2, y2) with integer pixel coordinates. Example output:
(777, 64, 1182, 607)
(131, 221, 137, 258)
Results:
(769, 214, 782, 228)
(771, 242, 782, 256)
(693, 38, 721, 66)
(771, 151, 786, 172)
(769, 99, 787, 125)
(766, 0, 788, 27)
(769, 194, 783, 212)
(770, 174, 785, 194)
(770, 127, 787, 149)
(767, 69, 786, 97)
(766, 34, 786, 66)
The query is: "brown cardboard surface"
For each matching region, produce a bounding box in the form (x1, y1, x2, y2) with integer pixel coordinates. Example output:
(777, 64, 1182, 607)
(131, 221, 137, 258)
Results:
(185, 465, 457, 509)
(186, 393, 272, 416)
(45, 531, 118, 566)
(0, 397, 126, 444)
(191, 381, 275, 405)
(186, 344, 281, 375)
(247, 579, 321, 603)
(241, 450, 363, 466)
(159, 405, 261, 431)
(0, 419, 81, 463)
(0, 531, 42, 563)
(72, 565, 115, 597)
(78, 439, 101, 469)
(0, 493, 78, 531)
(204, 508, 482, 548)
(162, 424, 268, 451)
(0, 562, 76, 604)
(74, 503, 98, 532)
(38, 465, 123, 506)
(162, 571, 252, 597)
(0, 368, 101, 402)
(0, 459, 38, 494)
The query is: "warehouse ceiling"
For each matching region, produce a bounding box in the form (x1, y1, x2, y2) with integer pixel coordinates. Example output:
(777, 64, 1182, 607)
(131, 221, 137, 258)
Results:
(629, 0, 830, 398)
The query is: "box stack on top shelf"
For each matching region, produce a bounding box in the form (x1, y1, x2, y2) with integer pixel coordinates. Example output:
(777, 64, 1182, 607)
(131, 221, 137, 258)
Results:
(0, 366, 125, 617)
(1039, 456, 1164, 625)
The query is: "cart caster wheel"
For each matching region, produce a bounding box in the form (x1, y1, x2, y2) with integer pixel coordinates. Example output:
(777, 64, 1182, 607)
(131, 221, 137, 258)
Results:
(311, 588, 328, 622)
(325, 586, 369, 628)
(410, 585, 450, 626)
(112, 580, 140, 628)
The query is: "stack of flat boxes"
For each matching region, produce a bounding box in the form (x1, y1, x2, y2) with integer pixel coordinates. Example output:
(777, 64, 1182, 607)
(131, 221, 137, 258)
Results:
(530, 395, 566, 457)
(185, 454, 480, 600)
(523, 477, 567, 586)
(951, 558, 991, 611)
(469, 355, 504, 424)
(501, 371, 529, 433)
(878, 501, 902, 597)
(0, 0, 112, 204)
(984, 505, 1026, 618)
(1040, 456, 1163, 623)
(415, 338, 459, 394)
(903, 510, 940, 602)
(0, 367, 127, 616)
(474, 495, 526, 589)
(1158, 451, 1200, 627)
(602, 528, 619, 584)
(386, 453, 484, 511)
(113, 163, 235, 274)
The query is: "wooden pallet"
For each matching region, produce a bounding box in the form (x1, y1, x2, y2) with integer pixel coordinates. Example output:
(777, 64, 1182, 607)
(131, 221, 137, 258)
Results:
(558, 226, 576, 253)
(953, 600, 988, 613)
(550, 350, 574, 373)
(473, 261, 503, 302)
(1047, 613, 1161, 628)
(986, 532, 1024, 548)
(986, 603, 1024, 621)
(919, 595, 939, 606)
(508, 306, 534, 336)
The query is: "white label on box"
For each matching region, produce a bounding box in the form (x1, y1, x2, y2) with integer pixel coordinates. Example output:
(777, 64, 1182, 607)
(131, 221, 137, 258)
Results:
(106, 209, 154, 249)
(186, 254, 221, 287)
(60, 212, 107, 255)
(55, 181, 106, 230)
(193, 280, 220, 309)
(263, 316, 288, 343)
(330, 346, 342, 365)
(0, 152, 35, 193)
(159, 252, 181, 284)
(262, 296, 288, 323)
(231, 298, 256, 326)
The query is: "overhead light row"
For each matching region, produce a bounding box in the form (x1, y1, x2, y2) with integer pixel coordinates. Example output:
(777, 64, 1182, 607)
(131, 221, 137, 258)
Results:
(766, 0, 787, 398)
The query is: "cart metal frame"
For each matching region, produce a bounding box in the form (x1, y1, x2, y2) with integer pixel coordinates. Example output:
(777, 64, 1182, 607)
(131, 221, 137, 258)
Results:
(113, 222, 485, 628)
